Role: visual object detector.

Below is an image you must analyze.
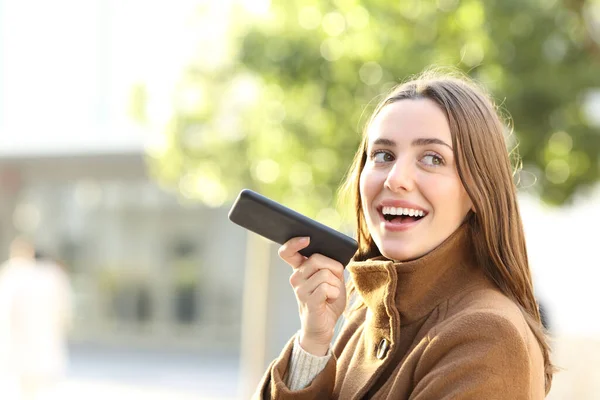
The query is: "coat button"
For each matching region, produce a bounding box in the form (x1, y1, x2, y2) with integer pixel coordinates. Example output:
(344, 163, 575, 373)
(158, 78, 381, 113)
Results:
(376, 338, 389, 360)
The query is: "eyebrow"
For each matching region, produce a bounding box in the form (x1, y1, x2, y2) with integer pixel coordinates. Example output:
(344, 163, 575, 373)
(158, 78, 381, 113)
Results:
(371, 137, 453, 150)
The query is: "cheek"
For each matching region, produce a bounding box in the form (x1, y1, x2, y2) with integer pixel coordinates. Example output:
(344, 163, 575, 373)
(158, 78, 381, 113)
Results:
(424, 177, 471, 217)
(359, 168, 380, 203)
(459, 188, 473, 213)
(447, 177, 473, 214)
(359, 169, 381, 222)
(359, 171, 370, 212)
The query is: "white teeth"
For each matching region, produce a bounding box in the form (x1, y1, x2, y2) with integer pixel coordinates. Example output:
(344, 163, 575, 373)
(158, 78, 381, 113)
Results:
(382, 206, 425, 217)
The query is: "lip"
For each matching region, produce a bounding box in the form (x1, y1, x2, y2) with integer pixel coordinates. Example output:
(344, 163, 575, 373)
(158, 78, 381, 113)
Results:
(378, 212, 425, 232)
(377, 199, 428, 232)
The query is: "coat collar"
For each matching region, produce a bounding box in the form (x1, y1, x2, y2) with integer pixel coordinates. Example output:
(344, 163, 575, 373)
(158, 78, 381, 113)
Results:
(347, 223, 487, 329)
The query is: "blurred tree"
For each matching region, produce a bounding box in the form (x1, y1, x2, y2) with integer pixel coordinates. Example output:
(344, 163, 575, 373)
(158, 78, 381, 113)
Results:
(145, 0, 600, 225)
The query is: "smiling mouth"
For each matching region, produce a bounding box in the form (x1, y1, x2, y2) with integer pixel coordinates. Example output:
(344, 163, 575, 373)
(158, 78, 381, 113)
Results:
(380, 206, 427, 224)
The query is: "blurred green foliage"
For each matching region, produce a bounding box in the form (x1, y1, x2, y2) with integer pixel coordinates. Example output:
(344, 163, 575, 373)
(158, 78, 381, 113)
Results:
(147, 0, 600, 225)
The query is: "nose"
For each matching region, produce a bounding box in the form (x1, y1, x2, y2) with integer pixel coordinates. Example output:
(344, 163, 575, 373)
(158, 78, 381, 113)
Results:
(384, 159, 415, 192)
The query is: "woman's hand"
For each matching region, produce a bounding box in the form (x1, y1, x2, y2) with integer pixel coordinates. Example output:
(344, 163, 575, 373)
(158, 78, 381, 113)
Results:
(279, 237, 347, 356)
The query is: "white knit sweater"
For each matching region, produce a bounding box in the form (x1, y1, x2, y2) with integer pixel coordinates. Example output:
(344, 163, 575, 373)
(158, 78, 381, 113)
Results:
(284, 334, 332, 390)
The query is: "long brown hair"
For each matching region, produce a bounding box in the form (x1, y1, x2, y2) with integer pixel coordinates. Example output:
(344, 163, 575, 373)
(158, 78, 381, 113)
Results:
(339, 69, 554, 393)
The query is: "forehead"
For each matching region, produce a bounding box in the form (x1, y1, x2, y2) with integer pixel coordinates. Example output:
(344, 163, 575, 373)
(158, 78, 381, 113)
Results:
(367, 99, 451, 143)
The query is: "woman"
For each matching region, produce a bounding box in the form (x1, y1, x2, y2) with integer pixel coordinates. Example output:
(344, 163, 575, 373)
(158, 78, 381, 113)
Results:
(254, 71, 553, 399)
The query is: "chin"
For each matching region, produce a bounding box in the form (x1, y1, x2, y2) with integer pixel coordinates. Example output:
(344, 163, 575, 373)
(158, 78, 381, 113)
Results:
(380, 247, 425, 262)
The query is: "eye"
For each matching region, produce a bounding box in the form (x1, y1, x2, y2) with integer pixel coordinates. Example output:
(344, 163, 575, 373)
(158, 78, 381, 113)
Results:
(371, 150, 395, 163)
(421, 153, 444, 167)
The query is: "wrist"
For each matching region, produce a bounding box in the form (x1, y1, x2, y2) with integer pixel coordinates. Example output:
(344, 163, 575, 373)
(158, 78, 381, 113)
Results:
(298, 332, 331, 356)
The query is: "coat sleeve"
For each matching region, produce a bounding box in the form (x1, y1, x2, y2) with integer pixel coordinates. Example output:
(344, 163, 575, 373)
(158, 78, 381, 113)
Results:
(253, 334, 337, 400)
(409, 311, 543, 400)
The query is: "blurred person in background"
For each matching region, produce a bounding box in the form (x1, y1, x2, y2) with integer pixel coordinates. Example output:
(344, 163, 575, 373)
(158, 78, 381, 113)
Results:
(255, 71, 554, 399)
(0, 237, 73, 400)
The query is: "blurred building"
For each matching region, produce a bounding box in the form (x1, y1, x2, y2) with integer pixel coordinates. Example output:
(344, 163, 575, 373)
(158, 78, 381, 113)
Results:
(0, 153, 248, 353)
(0, 0, 252, 355)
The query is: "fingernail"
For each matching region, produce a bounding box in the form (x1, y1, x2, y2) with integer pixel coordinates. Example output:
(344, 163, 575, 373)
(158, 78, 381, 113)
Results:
(299, 237, 310, 244)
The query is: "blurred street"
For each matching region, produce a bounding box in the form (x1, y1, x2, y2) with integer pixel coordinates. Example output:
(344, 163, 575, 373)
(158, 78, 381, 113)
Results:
(54, 343, 240, 400)
(45, 335, 599, 400)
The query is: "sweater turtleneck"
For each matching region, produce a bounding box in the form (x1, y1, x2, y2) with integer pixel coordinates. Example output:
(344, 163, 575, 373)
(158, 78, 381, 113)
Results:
(346, 223, 490, 338)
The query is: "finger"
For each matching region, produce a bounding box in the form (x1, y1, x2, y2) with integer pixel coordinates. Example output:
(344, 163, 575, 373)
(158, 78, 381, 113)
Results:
(305, 282, 340, 310)
(289, 262, 322, 288)
(303, 253, 345, 281)
(290, 254, 345, 289)
(295, 269, 341, 303)
(278, 237, 310, 269)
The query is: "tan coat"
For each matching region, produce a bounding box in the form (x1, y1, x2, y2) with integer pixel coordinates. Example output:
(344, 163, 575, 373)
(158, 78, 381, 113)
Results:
(255, 225, 546, 399)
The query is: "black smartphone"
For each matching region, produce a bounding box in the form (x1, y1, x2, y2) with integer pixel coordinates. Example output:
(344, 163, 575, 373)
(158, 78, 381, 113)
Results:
(228, 189, 358, 266)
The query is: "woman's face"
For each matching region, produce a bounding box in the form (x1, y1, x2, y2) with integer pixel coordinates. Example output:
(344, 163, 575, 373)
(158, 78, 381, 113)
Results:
(359, 98, 473, 261)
